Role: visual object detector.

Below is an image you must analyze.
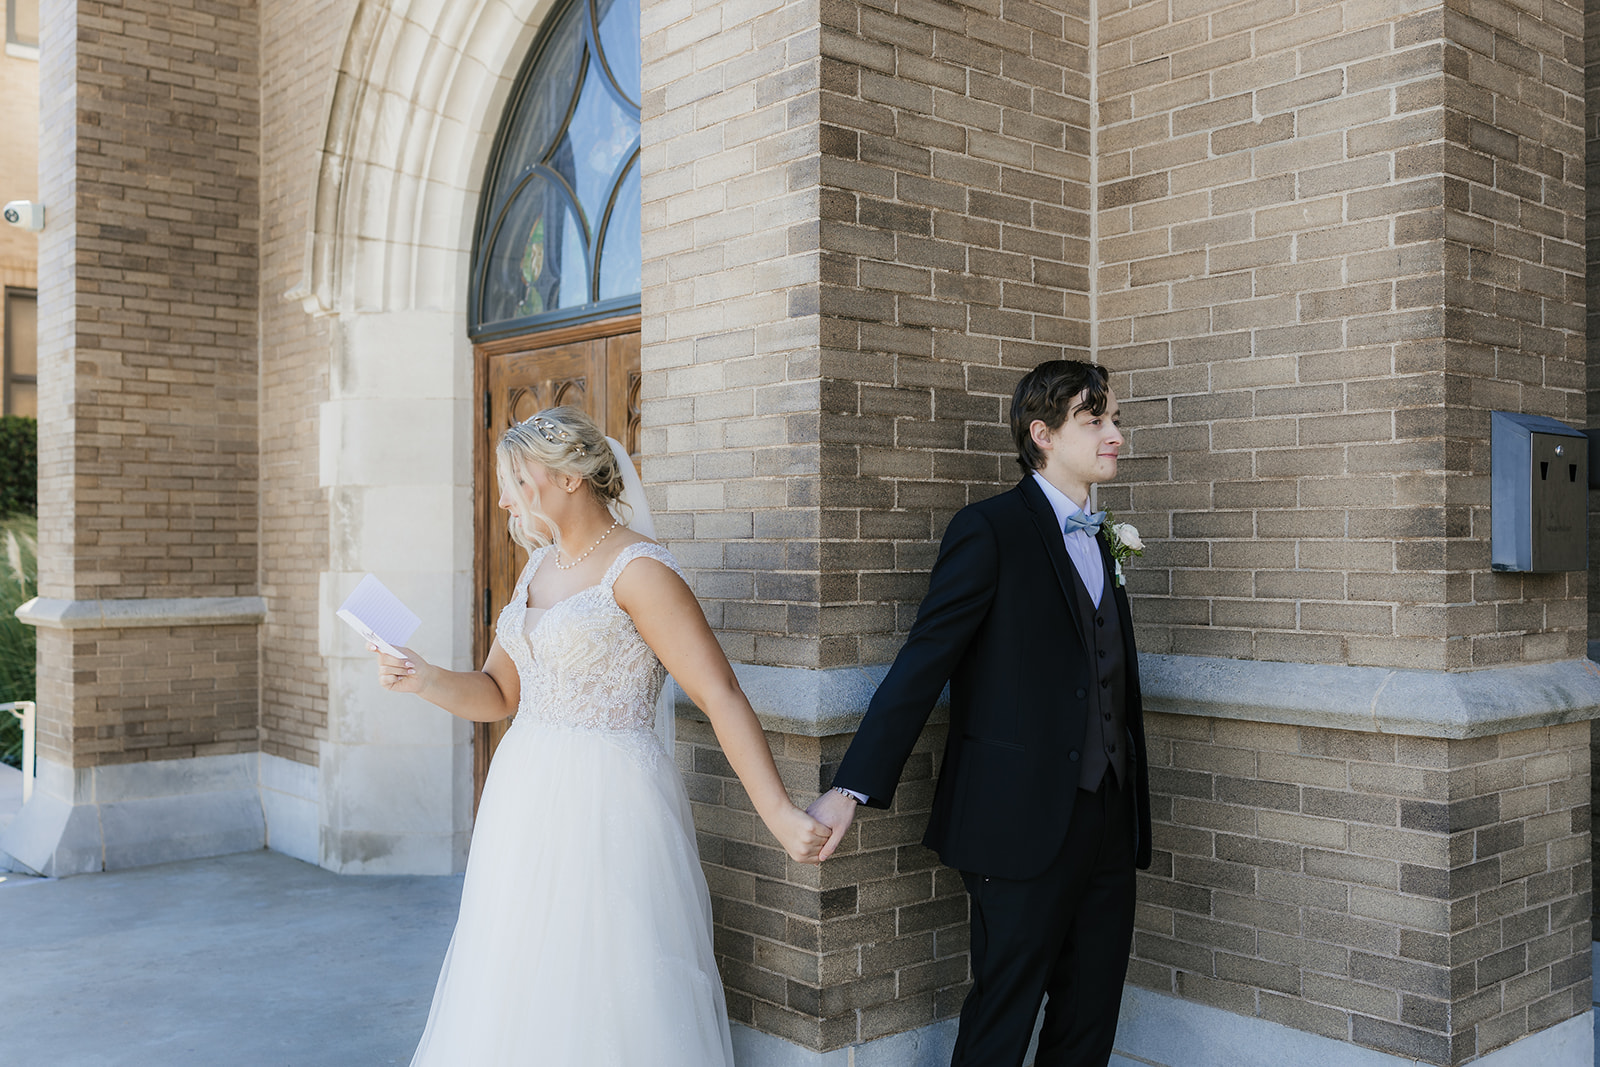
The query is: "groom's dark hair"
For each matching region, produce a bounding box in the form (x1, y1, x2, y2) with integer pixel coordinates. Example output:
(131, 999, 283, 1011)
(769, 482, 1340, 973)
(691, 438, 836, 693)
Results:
(1010, 359, 1111, 472)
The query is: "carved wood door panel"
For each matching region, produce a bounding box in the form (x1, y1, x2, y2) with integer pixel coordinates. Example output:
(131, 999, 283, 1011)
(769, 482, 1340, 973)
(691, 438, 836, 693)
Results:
(473, 316, 642, 811)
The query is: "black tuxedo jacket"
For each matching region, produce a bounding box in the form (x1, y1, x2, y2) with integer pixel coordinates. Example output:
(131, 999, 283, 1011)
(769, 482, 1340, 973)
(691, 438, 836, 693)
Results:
(834, 475, 1152, 881)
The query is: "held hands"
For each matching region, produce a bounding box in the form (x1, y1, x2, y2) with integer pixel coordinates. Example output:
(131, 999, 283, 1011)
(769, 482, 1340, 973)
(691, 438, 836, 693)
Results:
(805, 789, 859, 862)
(373, 645, 434, 696)
(764, 804, 833, 865)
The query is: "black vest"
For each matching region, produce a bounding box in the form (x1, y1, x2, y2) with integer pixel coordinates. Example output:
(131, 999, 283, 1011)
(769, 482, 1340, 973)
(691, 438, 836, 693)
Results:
(1073, 562, 1127, 791)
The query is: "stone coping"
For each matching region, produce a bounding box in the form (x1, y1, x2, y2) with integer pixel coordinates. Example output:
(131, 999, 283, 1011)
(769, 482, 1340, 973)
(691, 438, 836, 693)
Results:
(703, 654, 1600, 740)
(1139, 653, 1600, 739)
(15, 595, 268, 630)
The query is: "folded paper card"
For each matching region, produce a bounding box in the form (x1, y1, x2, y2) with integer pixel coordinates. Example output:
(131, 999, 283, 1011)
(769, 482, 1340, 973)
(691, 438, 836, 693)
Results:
(337, 574, 421, 658)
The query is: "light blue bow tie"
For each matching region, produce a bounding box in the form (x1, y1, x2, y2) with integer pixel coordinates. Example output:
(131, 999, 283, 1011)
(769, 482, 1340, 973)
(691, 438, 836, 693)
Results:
(1063, 510, 1105, 537)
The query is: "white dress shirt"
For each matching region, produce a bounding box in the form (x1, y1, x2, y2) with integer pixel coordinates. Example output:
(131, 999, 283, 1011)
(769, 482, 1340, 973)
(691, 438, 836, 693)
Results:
(1031, 471, 1104, 608)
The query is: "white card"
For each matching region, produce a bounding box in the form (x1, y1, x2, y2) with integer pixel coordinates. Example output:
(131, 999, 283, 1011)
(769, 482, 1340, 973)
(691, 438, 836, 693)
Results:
(337, 574, 422, 658)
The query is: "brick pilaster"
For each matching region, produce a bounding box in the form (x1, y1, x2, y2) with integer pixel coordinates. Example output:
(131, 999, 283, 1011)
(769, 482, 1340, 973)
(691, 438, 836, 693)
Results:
(33, 0, 261, 768)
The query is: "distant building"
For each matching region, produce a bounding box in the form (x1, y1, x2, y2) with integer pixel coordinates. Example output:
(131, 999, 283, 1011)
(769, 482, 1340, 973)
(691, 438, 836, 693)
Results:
(0, 0, 37, 418)
(3, 0, 1599, 1065)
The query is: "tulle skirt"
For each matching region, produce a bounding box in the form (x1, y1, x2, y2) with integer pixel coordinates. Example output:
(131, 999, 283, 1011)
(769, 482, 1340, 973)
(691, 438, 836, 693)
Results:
(410, 718, 735, 1066)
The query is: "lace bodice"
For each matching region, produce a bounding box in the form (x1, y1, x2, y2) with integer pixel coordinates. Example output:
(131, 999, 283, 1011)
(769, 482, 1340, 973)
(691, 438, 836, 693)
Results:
(497, 541, 683, 733)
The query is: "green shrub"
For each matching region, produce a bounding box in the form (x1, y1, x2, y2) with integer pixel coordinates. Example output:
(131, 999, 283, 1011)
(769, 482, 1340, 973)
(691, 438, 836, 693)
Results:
(0, 514, 37, 769)
(0, 416, 37, 517)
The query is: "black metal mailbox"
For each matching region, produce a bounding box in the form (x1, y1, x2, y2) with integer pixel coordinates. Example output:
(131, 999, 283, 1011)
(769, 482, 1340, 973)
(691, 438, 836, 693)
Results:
(1491, 411, 1588, 572)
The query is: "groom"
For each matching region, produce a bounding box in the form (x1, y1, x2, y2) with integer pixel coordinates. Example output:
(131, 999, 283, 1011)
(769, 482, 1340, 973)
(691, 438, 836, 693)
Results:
(808, 359, 1151, 1067)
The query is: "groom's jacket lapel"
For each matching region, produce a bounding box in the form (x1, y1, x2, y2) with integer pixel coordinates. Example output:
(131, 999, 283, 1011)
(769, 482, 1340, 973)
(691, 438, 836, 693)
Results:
(1018, 475, 1090, 655)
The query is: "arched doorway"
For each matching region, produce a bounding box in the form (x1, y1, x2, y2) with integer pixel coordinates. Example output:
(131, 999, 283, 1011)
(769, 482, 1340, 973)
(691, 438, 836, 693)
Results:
(468, 0, 643, 807)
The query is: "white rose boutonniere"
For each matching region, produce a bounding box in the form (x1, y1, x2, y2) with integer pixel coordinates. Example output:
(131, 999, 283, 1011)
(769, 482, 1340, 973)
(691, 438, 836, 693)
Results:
(1103, 512, 1144, 587)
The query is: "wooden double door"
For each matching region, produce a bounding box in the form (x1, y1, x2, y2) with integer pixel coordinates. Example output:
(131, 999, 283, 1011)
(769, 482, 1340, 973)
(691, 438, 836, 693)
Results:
(473, 315, 642, 809)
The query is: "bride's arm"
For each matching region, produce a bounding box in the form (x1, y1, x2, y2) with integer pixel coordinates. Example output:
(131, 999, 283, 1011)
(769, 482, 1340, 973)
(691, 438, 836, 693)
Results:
(374, 638, 521, 723)
(616, 559, 830, 864)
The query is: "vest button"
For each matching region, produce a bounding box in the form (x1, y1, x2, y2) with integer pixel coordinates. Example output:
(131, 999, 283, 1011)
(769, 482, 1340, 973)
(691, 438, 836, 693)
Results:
(1098, 650, 1106, 658)
(1096, 617, 1105, 627)
(1068, 751, 1080, 762)
(1101, 679, 1109, 689)
(1103, 712, 1112, 721)
(1076, 688, 1086, 699)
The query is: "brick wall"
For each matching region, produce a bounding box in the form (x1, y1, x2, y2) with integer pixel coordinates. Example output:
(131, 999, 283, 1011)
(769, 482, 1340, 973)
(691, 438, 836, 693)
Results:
(64, 0, 260, 601)
(1586, 0, 1600, 650)
(679, 713, 970, 1051)
(31, 627, 69, 765)
(1097, 0, 1587, 673)
(640, 0, 828, 667)
(814, 0, 1093, 666)
(642, 0, 1091, 671)
(33, 0, 261, 766)
(1135, 714, 1591, 1064)
(1443, 0, 1587, 665)
(56, 624, 259, 764)
(257, 0, 345, 765)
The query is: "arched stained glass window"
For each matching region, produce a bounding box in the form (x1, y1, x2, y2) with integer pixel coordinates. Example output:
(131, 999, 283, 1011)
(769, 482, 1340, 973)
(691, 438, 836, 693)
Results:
(470, 0, 641, 339)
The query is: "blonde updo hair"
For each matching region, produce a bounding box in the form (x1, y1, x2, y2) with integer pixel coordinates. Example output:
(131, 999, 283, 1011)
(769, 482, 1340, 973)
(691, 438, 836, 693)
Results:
(497, 406, 630, 550)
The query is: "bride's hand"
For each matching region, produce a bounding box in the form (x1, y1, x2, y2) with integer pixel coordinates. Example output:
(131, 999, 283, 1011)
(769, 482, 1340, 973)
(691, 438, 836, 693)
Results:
(765, 804, 832, 865)
(373, 645, 432, 695)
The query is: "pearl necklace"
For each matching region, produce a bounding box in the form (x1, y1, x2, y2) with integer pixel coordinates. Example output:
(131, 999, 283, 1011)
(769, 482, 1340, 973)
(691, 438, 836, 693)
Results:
(554, 518, 621, 571)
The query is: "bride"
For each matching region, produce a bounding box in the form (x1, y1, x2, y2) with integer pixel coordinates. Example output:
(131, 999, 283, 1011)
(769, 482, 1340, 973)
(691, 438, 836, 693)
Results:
(372, 406, 830, 1065)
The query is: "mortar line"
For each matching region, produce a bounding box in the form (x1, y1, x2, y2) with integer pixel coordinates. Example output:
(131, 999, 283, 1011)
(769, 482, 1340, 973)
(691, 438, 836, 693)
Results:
(1087, 0, 1099, 368)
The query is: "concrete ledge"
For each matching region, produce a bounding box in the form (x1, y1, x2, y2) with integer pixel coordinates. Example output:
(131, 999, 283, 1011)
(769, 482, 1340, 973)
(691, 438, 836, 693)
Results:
(674, 664, 947, 737)
(15, 595, 268, 630)
(1114, 984, 1592, 1067)
(1139, 654, 1600, 738)
(0, 753, 265, 876)
(716, 654, 1600, 740)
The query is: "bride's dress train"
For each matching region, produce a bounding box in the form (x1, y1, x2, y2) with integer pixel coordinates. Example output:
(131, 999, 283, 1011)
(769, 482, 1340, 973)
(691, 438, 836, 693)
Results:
(410, 542, 735, 1066)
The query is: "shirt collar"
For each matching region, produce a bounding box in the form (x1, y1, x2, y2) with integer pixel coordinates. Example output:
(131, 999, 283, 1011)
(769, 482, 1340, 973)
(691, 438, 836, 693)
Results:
(1031, 471, 1090, 532)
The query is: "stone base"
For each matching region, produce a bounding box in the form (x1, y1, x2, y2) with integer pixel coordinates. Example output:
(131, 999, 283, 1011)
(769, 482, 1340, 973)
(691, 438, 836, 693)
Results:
(1112, 986, 1594, 1067)
(0, 753, 265, 876)
(731, 1019, 958, 1067)
(260, 752, 319, 865)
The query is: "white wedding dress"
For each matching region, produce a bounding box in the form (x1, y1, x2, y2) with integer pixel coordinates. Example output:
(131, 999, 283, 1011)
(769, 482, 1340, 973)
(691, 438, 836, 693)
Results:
(410, 541, 736, 1066)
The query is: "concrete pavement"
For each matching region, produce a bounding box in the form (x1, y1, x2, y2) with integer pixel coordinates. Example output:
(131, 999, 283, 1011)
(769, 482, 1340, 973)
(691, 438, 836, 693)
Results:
(0, 850, 461, 1066)
(0, 844, 1596, 1066)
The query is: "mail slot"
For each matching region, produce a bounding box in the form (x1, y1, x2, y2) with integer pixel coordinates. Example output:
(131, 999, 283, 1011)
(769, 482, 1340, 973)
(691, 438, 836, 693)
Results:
(1491, 411, 1588, 572)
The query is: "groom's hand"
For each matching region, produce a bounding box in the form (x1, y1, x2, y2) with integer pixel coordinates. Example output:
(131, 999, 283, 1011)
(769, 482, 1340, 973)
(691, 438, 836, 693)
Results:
(806, 790, 859, 862)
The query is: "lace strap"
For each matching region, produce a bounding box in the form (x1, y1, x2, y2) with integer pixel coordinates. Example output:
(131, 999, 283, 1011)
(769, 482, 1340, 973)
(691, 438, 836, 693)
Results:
(602, 541, 684, 590)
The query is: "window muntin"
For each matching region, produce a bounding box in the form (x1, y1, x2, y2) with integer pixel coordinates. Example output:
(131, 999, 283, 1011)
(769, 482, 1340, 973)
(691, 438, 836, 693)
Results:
(470, 0, 641, 339)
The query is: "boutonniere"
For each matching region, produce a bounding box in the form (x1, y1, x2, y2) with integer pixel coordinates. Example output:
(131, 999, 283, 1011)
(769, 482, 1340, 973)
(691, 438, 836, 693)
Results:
(1102, 512, 1144, 587)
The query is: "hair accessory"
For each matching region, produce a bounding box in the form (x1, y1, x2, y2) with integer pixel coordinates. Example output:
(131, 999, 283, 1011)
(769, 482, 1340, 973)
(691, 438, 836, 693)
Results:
(531, 415, 588, 457)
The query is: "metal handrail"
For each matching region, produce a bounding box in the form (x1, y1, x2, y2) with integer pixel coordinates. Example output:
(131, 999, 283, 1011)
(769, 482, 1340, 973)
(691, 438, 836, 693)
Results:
(1, 701, 34, 804)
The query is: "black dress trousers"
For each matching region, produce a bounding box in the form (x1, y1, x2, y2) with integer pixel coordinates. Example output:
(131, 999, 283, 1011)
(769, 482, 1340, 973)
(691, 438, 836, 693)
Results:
(950, 774, 1137, 1067)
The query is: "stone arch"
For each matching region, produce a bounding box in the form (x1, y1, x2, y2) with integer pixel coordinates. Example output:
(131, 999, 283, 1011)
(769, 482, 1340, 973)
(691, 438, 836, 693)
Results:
(288, 0, 568, 876)
(293, 0, 564, 317)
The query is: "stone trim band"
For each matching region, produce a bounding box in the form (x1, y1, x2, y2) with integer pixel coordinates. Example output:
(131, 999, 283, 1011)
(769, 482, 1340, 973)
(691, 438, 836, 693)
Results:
(700, 655, 1600, 740)
(14, 596, 268, 630)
